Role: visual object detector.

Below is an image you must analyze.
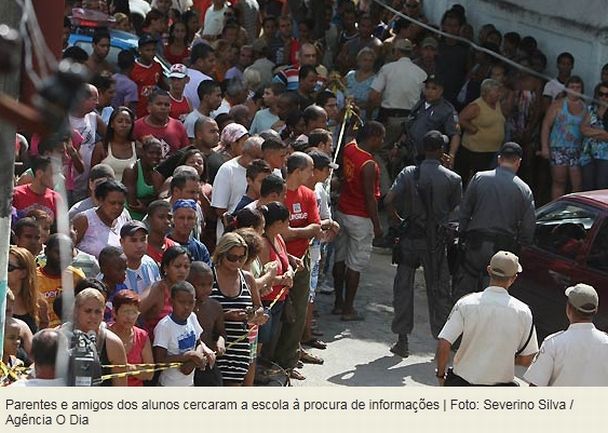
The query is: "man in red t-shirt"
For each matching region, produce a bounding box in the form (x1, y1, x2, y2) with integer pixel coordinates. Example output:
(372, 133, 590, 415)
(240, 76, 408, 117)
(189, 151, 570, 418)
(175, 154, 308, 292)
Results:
(333, 121, 385, 321)
(167, 64, 192, 122)
(12, 156, 62, 223)
(130, 34, 164, 118)
(133, 88, 190, 159)
(273, 152, 321, 379)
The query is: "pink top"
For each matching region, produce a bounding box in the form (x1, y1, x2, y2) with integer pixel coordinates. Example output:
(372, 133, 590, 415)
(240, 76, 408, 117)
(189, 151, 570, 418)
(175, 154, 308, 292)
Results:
(126, 326, 150, 387)
(145, 284, 173, 341)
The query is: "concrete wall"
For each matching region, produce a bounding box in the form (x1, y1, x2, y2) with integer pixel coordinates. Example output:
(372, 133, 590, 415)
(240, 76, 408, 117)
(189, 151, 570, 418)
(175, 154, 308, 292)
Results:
(422, 0, 608, 94)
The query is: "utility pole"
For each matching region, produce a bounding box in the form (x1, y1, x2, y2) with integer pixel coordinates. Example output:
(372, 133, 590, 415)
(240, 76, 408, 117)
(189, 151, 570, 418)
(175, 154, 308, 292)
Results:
(0, 2, 23, 360)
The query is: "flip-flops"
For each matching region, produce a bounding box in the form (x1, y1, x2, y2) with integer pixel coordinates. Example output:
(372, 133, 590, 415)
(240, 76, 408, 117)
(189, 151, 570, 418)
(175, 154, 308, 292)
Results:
(300, 350, 324, 365)
(302, 338, 327, 350)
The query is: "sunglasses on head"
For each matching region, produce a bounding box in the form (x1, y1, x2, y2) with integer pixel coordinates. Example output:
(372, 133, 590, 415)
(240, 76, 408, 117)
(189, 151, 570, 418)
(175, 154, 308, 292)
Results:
(8, 263, 22, 272)
(225, 253, 246, 263)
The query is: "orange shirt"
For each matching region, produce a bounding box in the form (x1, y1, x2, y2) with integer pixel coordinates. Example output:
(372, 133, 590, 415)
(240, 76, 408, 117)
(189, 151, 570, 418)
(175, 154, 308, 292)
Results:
(36, 266, 85, 327)
(338, 141, 380, 218)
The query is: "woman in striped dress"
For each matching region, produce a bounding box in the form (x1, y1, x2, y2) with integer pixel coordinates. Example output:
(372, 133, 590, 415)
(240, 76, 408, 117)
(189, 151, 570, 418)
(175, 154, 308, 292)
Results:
(210, 233, 265, 385)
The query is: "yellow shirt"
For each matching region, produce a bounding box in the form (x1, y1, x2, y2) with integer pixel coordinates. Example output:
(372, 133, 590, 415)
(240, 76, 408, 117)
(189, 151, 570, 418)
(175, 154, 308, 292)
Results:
(462, 97, 505, 153)
(36, 266, 85, 327)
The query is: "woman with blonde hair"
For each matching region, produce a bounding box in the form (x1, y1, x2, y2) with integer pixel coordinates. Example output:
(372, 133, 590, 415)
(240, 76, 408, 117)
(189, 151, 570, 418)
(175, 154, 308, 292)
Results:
(8, 246, 49, 333)
(65, 288, 128, 386)
(210, 232, 266, 385)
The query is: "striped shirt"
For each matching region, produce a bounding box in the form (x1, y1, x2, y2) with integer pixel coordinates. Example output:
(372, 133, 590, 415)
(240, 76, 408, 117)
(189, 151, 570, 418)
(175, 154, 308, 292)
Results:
(210, 267, 252, 383)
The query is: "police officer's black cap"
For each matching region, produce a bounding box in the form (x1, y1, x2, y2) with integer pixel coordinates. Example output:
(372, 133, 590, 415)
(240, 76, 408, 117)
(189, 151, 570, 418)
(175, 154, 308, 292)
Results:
(499, 141, 523, 158)
(424, 74, 444, 87)
(422, 130, 447, 151)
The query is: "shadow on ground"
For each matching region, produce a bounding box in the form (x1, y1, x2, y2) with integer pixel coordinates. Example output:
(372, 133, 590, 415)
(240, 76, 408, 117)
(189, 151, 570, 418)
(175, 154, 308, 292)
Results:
(326, 356, 436, 387)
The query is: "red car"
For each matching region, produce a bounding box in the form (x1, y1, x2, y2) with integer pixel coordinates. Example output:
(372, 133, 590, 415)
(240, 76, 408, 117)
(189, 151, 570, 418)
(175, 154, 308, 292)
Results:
(511, 190, 608, 341)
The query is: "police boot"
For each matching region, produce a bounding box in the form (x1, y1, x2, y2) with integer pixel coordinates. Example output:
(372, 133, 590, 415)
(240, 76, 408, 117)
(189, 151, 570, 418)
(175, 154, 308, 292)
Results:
(390, 335, 409, 358)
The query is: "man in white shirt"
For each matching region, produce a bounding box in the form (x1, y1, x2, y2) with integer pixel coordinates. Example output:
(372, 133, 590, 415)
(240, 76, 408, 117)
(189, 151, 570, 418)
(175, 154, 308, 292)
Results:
(435, 251, 538, 386)
(369, 38, 427, 191)
(542, 52, 574, 109)
(183, 80, 223, 139)
(203, 0, 229, 37)
(211, 128, 262, 238)
(184, 44, 216, 109)
(525, 283, 608, 386)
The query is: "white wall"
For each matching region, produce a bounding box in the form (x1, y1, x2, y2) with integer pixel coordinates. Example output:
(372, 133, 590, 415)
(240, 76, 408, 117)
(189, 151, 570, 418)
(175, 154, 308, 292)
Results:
(421, 0, 608, 94)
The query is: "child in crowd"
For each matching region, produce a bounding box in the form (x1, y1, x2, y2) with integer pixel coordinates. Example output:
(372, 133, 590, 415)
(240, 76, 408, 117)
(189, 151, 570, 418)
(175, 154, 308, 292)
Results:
(302, 150, 340, 348)
(130, 34, 164, 118)
(249, 83, 284, 134)
(146, 200, 177, 265)
(98, 246, 128, 321)
(187, 262, 226, 386)
(153, 281, 216, 386)
(234, 159, 272, 213)
(120, 221, 161, 295)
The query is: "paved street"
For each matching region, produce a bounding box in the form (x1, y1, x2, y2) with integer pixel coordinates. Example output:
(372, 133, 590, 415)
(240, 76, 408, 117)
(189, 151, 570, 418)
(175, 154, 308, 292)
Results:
(294, 250, 438, 387)
(293, 250, 530, 387)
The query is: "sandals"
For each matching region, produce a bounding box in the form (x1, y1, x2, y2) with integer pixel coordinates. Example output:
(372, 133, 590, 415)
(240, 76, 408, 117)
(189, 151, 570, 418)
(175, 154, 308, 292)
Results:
(289, 369, 306, 380)
(302, 338, 327, 350)
(300, 350, 324, 365)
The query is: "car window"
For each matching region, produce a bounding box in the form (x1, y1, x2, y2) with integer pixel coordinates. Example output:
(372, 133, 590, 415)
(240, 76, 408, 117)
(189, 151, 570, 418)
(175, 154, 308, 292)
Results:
(534, 201, 598, 259)
(588, 219, 608, 273)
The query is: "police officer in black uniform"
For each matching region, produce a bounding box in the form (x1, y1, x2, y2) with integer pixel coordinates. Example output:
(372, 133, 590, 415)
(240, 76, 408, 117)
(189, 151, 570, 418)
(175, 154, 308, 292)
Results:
(454, 142, 536, 301)
(386, 131, 463, 357)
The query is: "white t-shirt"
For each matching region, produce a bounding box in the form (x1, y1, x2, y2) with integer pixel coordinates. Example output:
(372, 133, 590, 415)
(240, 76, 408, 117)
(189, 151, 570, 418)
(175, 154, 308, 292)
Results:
(210, 98, 231, 119)
(211, 157, 247, 238)
(154, 313, 203, 386)
(315, 182, 332, 220)
(184, 68, 213, 110)
(203, 5, 228, 36)
(183, 109, 206, 139)
(69, 112, 98, 199)
(543, 78, 565, 100)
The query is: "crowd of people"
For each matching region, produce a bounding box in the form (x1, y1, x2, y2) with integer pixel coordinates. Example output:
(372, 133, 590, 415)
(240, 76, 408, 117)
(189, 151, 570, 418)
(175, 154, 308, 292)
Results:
(4, 0, 608, 387)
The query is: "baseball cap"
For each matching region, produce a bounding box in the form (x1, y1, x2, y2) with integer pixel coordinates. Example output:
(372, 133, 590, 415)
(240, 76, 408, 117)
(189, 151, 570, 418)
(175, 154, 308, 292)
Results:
(394, 38, 413, 52)
(220, 122, 249, 146)
(489, 251, 522, 278)
(424, 74, 444, 87)
(138, 33, 158, 47)
(120, 220, 149, 238)
(565, 283, 598, 313)
(168, 63, 188, 79)
(422, 130, 448, 151)
(499, 142, 523, 158)
(421, 37, 438, 49)
(308, 149, 339, 170)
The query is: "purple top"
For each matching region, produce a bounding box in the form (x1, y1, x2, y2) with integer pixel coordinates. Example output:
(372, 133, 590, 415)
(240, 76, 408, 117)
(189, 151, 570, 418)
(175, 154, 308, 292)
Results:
(112, 73, 138, 108)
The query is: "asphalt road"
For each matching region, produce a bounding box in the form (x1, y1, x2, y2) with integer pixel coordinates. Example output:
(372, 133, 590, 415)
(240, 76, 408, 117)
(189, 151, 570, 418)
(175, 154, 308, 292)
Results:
(293, 250, 439, 387)
(292, 249, 530, 387)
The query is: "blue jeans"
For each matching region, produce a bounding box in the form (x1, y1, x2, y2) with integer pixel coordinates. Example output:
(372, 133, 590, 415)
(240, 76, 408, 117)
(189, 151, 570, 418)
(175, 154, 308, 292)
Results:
(259, 300, 285, 360)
